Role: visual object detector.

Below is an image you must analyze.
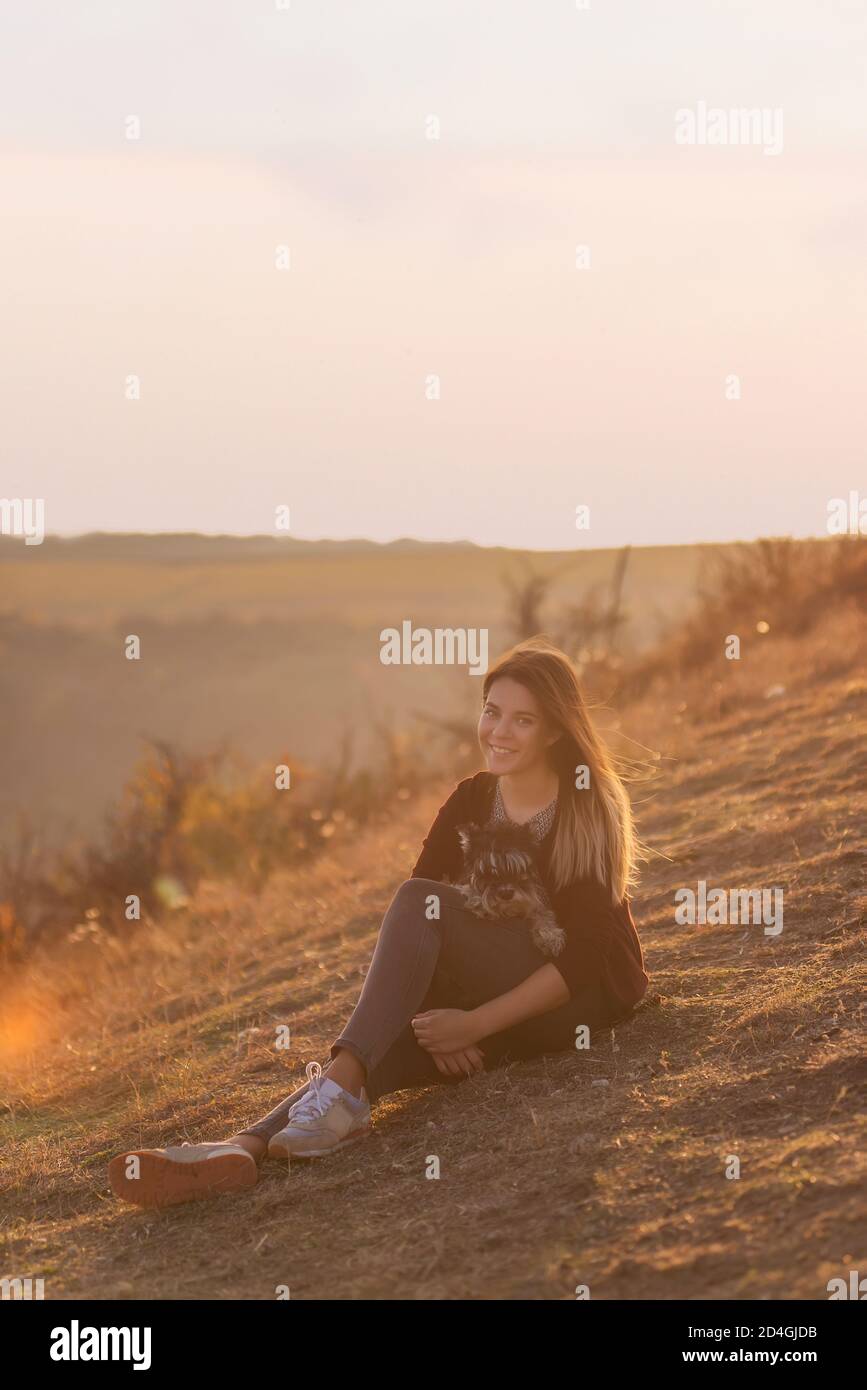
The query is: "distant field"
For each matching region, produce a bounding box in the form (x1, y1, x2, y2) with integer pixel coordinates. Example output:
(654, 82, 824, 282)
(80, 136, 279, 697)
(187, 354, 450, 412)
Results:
(0, 532, 763, 845)
(0, 532, 705, 629)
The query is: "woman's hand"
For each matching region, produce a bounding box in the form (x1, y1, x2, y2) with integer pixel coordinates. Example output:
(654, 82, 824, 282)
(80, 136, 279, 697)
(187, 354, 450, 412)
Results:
(411, 1007, 482, 1055)
(431, 1045, 486, 1078)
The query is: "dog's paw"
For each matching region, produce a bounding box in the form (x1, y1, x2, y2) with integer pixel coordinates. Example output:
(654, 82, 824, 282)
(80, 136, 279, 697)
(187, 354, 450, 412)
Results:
(533, 924, 567, 957)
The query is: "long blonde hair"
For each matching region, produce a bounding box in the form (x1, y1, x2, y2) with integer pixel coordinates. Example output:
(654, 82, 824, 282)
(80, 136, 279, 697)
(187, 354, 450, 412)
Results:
(482, 638, 644, 901)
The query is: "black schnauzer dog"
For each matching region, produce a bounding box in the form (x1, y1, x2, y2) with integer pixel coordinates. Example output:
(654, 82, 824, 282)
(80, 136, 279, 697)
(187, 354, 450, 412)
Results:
(455, 822, 566, 957)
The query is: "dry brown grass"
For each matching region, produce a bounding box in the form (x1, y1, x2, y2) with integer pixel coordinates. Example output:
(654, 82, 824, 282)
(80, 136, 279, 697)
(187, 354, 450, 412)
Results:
(1, 610, 864, 1300)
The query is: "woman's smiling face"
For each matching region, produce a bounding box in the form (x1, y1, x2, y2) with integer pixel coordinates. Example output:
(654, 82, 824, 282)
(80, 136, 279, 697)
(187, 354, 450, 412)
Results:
(478, 677, 559, 774)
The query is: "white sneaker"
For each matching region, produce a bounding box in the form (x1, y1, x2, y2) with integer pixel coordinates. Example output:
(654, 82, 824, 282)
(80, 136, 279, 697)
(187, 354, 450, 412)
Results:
(267, 1061, 371, 1159)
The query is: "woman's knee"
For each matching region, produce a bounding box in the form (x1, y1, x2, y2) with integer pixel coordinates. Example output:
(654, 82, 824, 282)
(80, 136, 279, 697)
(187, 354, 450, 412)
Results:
(387, 877, 447, 925)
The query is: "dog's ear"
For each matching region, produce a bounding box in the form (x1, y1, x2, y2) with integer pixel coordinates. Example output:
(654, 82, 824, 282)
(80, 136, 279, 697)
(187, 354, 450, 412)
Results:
(457, 822, 481, 856)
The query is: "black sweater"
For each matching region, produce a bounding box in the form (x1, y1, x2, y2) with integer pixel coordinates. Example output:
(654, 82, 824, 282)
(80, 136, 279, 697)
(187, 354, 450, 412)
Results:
(410, 771, 648, 1020)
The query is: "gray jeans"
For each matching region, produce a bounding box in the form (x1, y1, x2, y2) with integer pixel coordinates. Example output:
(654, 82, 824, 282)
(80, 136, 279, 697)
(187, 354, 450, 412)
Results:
(238, 878, 617, 1142)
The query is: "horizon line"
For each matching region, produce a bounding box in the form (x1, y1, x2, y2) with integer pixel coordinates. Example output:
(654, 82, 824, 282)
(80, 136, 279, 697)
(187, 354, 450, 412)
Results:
(0, 527, 840, 555)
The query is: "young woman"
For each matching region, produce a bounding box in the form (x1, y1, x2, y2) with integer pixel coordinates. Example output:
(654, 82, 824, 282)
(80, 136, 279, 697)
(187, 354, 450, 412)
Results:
(109, 638, 648, 1208)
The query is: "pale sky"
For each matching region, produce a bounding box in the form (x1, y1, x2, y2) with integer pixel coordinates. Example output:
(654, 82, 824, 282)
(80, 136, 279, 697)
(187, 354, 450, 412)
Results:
(1, 0, 865, 549)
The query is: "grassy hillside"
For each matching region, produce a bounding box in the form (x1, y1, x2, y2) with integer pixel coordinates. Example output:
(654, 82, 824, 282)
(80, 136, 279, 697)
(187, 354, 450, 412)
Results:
(1, 605, 863, 1300)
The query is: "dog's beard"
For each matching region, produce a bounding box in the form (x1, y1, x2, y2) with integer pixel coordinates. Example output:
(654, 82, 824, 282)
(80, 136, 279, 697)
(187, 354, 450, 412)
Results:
(460, 875, 542, 921)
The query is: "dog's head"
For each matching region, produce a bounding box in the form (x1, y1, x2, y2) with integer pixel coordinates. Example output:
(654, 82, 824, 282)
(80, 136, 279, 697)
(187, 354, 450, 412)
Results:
(456, 821, 540, 917)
